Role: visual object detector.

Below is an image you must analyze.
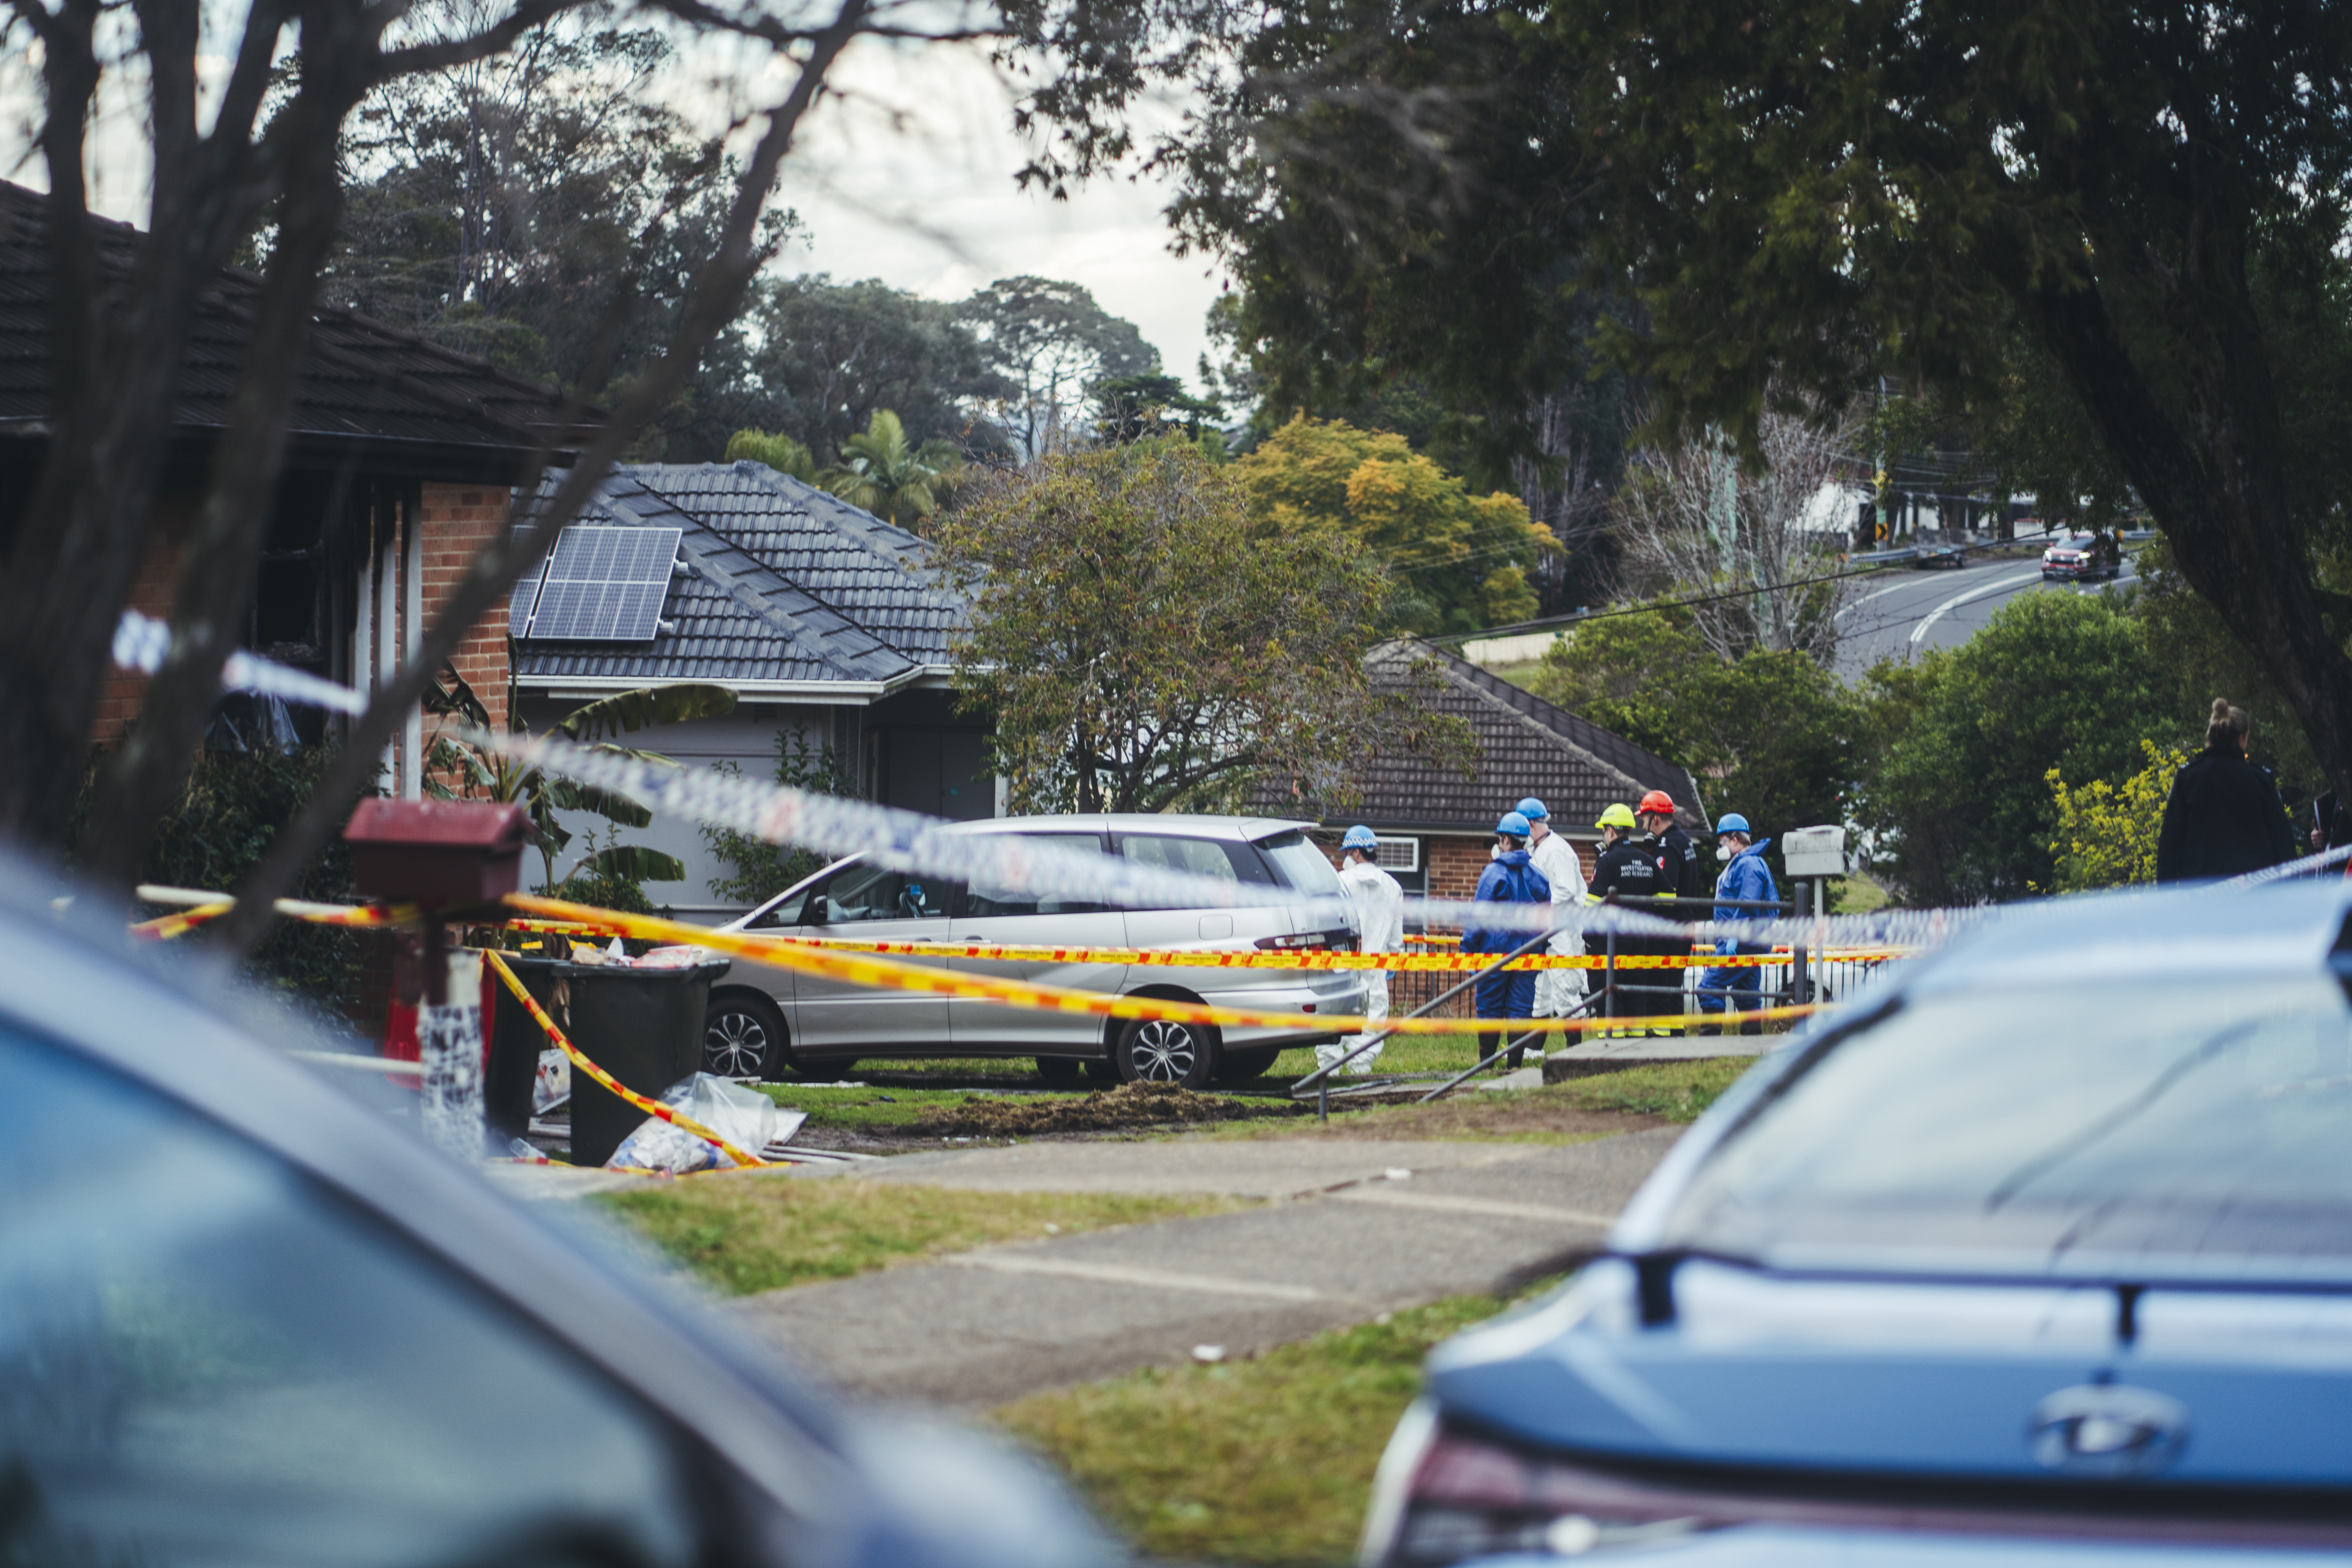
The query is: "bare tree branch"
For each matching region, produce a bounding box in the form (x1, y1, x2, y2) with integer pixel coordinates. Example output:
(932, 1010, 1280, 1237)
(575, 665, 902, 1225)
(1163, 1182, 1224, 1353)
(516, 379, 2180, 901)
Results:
(210, 0, 877, 954)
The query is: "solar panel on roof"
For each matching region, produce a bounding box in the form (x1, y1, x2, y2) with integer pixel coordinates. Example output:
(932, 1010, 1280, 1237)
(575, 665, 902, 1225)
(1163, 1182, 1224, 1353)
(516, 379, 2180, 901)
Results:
(511, 525, 682, 641)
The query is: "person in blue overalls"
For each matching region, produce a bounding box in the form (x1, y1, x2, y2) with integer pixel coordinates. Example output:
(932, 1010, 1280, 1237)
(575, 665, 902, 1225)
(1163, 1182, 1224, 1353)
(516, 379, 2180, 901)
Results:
(1466, 810, 1551, 1070)
(1698, 813, 1777, 1036)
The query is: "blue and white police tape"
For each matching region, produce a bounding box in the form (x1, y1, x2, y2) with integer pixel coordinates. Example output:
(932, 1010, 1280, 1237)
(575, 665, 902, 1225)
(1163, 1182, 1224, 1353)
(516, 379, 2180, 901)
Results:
(113, 608, 368, 715)
(481, 729, 1993, 953)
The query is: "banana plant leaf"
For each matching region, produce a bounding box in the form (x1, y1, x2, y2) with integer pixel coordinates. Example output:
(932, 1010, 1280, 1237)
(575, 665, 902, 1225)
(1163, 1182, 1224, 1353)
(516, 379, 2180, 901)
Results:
(557, 684, 736, 743)
(425, 664, 495, 729)
(542, 775, 653, 829)
(575, 844, 686, 884)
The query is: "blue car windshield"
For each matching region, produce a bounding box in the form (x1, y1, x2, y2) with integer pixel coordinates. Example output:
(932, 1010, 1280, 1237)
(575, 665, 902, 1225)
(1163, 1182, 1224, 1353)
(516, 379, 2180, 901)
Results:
(1660, 976, 2352, 1277)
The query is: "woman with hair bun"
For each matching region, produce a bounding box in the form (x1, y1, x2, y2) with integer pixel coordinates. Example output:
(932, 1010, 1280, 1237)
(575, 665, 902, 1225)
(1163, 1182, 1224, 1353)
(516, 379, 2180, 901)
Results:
(2154, 699, 2301, 882)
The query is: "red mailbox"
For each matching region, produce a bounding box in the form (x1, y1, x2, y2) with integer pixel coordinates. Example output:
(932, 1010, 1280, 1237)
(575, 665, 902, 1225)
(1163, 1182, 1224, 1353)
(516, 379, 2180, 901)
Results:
(344, 799, 534, 904)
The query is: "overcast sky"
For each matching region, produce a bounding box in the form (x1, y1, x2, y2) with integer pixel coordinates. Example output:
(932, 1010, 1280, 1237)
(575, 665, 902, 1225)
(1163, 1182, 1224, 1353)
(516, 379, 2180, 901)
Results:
(2, 27, 1227, 396)
(762, 37, 1227, 392)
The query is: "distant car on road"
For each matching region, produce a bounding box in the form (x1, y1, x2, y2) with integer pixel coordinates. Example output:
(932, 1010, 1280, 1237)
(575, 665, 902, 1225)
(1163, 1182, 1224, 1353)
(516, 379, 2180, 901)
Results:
(1365, 880, 2352, 1566)
(2042, 532, 2122, 581)
(0, 864, 1118, 1568)
(703, 814, 1366, 1090)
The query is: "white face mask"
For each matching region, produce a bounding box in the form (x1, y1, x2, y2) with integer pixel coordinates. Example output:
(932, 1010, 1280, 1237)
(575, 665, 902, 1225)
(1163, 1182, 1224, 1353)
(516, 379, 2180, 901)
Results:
(1717, 844, 1734, 862)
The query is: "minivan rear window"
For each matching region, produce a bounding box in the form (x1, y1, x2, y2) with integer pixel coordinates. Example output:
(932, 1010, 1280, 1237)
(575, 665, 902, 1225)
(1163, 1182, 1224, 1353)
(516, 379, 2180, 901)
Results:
(1252, 830, 1345, 896)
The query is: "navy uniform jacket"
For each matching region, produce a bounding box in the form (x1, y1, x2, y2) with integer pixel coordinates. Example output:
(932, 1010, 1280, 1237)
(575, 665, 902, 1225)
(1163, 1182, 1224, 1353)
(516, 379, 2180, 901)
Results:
(2155, 745, 2299, 882)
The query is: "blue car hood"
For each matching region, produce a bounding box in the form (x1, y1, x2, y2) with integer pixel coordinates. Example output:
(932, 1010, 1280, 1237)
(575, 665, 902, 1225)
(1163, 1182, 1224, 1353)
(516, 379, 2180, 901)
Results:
(1426, 1260, 2352, 1488)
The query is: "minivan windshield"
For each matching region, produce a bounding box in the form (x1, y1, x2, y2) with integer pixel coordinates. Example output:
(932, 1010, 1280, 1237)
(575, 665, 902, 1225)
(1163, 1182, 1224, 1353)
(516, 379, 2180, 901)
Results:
(1661, 977, 2352, 1275)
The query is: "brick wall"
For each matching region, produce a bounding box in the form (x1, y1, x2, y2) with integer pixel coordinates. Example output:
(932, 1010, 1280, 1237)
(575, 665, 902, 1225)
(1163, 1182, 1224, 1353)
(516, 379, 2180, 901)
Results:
(89, 500, 194, 743)
(419, 482, 511, 731)
(90, 483, 514, 749)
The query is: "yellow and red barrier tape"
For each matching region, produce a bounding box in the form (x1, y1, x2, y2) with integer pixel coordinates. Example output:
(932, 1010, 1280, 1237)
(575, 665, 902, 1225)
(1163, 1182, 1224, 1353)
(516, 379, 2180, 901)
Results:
(716, 935, 1906, 971)
(128, 889, 1904, 970)
(132, 897, 418, 940)
(481, 949, 768, 1169)
(503, 893, 1828, 1038)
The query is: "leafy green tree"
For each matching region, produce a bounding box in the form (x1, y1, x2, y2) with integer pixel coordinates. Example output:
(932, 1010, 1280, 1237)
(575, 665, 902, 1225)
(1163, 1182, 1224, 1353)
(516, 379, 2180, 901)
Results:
(751, 275, 999, 463)
(2046, 741, 2194, 895)
(929, 441, 1473, 812)
(1092, 372, 1225, 449)
(956, 276, 1159, 458)
(1530, 608, 1855, 872)
(1856, 593, 2175, 905)
(1233, 417, 1555, 633)
(2132, 537, 2330, 817)
(1031, 0, 2352, 800)
(724, 429, 818, 483)
(321, 19, 789, 458)
(817, 410, 964, 528)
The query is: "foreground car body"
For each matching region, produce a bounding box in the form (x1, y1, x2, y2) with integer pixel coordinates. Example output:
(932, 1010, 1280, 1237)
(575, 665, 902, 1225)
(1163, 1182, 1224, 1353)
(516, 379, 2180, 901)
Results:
(1367, 882, 2352, 1564)
(0, 867, 1116, 1568)
(707, 814, 1365, 1086)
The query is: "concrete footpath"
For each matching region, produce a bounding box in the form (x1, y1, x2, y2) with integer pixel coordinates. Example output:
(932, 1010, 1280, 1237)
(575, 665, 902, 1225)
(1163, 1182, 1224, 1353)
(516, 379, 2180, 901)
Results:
(725, 1129, 1681, 1410)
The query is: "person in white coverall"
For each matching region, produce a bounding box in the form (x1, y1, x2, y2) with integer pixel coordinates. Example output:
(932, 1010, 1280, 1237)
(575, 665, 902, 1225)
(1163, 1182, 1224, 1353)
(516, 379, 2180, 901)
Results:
(1321, 824, 1405, 1074)
(1516, 797, 1587, 1063)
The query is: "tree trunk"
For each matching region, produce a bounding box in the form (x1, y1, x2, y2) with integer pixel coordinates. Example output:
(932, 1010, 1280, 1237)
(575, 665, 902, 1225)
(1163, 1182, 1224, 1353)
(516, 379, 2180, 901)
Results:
(83, 55, 367, 889)
(2013, 260, 2352, 804)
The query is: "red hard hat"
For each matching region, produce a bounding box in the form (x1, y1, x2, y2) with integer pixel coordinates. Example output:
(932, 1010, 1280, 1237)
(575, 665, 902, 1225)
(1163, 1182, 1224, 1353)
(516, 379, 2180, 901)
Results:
(1637, 789, 1677, 816)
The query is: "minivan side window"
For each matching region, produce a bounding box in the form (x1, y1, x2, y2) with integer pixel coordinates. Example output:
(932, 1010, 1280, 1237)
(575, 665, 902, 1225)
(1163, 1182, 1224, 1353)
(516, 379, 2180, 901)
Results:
(1112, 834, 1275, 910)
(808, 860, 956, 923)
(964, 832, 1111, 918)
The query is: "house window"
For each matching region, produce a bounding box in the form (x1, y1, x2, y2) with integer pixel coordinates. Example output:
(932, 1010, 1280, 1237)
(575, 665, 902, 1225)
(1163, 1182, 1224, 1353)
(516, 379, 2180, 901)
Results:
(248, 473, 337, 667)
(1372, 835, 1419, 872)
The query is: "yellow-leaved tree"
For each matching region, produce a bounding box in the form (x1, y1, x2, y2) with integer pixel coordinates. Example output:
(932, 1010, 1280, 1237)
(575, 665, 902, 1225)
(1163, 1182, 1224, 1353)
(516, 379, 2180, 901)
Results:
(1232, 416, 1556, 635)
(2044, 740, 2191, 893)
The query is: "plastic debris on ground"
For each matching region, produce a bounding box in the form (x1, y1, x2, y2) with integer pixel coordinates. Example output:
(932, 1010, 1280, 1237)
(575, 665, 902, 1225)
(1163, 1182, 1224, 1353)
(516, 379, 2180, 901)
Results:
(532, 1047, 571, 1114)
(606, 1072, 807, 1174)
(562, 941, 716, 971)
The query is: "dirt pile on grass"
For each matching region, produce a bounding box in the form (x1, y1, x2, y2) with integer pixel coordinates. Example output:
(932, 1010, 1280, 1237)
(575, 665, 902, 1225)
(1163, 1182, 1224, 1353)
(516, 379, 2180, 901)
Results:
(916, 1082, 1296, 1136)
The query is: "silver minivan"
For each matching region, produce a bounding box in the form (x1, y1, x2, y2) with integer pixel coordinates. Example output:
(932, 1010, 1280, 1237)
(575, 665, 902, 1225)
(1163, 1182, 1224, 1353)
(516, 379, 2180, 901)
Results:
(699, 815, 1367, 1088)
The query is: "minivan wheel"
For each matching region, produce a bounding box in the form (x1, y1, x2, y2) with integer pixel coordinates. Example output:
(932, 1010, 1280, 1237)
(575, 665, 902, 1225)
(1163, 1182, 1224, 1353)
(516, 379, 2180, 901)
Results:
(703, 993, 785, 1080)
(1114, 1018, 1215, 1090)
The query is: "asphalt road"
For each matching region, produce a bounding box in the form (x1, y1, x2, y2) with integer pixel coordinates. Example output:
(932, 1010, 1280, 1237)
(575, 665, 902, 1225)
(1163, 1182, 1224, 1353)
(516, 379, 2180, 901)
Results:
(1834, 551, 2138, 676)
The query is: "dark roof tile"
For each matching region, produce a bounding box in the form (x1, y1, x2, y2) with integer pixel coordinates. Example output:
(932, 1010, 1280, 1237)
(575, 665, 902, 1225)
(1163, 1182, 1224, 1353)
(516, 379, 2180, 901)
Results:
(0, 181, 584, 464)
(510, 461, 969, 690)
(1253, 640, 1708, 834)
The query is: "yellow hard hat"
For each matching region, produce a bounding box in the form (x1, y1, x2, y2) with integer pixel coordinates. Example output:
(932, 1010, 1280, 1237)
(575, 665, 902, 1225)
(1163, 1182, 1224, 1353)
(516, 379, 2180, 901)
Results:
(1595, 803, 1637, 829)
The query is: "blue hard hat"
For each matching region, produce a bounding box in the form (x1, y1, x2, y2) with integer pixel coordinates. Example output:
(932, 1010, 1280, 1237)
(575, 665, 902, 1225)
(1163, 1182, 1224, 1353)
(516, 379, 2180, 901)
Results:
(1496, 810, 1532, 837)
(1515, 797, 1549, 821)
(1341, 824, 1379, 851)
(1715, 812, 1751, 837)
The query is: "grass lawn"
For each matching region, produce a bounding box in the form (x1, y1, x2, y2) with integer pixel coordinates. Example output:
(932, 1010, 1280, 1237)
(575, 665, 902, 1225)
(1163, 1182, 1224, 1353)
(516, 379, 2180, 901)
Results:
(996, 1288, 1542, 1566)
(600, 1176, 1245, 1296)
(1831, 871, 1891, 915)
(754, 1082, 992, 1131)
(1195, 1057, 1752, 1143)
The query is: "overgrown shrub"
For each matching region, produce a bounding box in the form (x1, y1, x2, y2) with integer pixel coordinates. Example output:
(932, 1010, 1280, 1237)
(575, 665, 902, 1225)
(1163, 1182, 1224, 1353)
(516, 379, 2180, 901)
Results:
(76, 744, 377, 1013)
(2043, 740, 2191, 893)
(702, 729, 854, 906)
